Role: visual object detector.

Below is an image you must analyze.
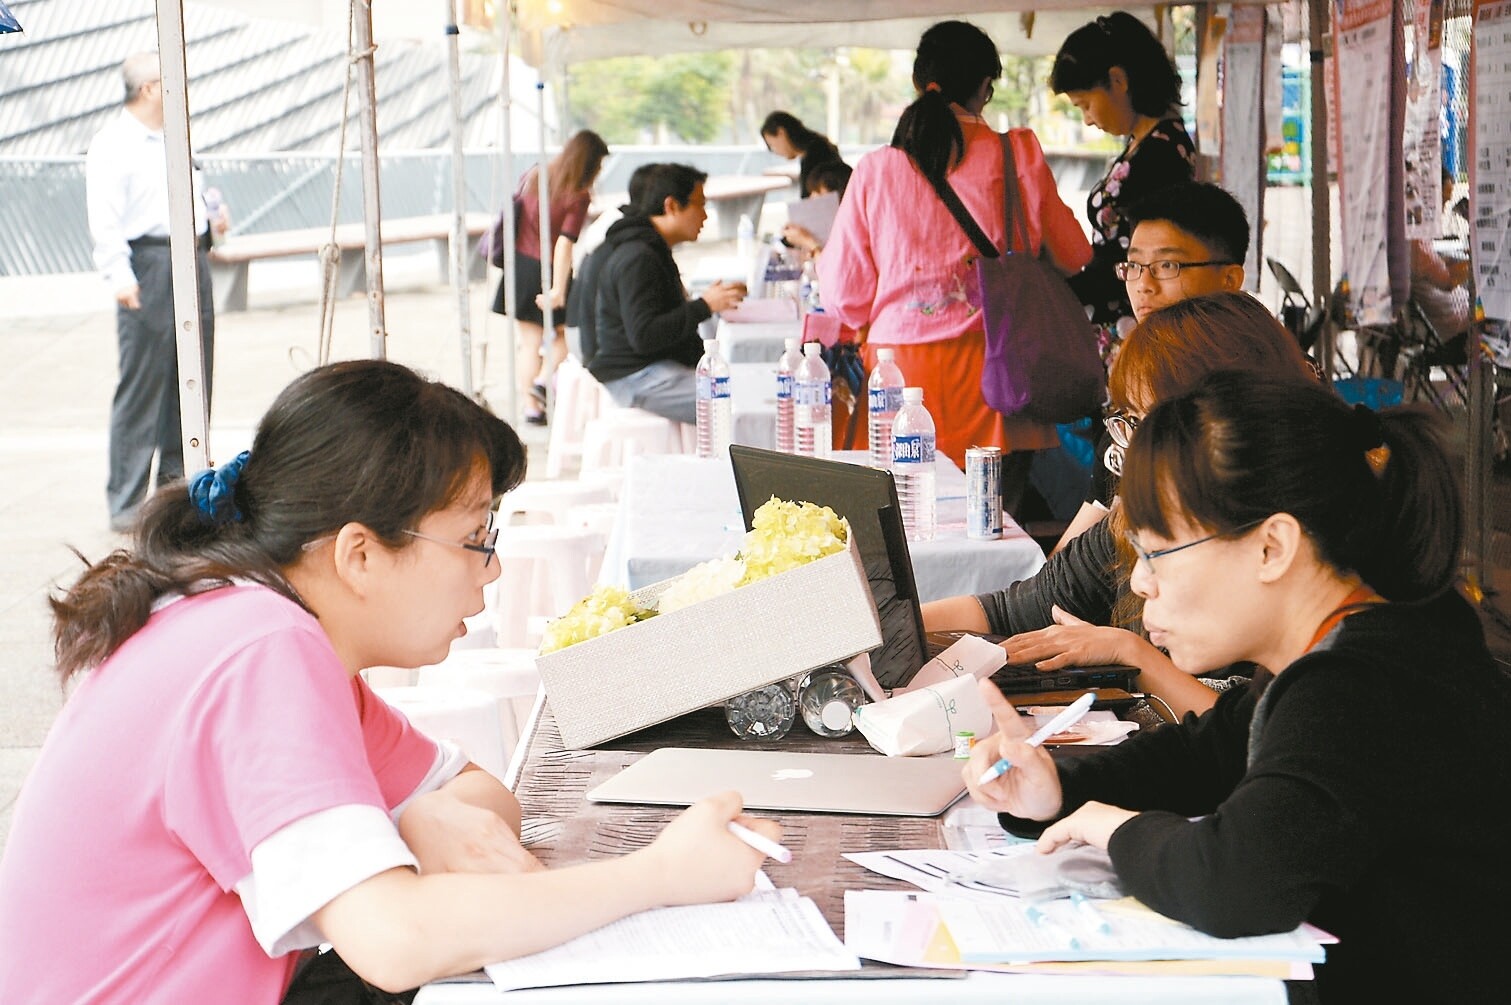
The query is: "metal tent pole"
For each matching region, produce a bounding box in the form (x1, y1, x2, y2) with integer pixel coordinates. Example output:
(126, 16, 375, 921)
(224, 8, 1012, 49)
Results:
(536, 79, 553, 340)
(444, 0, 474, 396)
(498, 2, 519, 420)
(153, 0, 210, 472)
(1308, 0, 1335, 377)
(355, 0, 387, 358)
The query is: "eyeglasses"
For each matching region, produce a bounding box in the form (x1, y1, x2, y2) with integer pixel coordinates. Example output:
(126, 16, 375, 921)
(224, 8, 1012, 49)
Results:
(1125, 519, 1264, 575)
(1104, 410, 1140, 449)
(401, 523, 499, 567)
(302, 517, 499, 567)
(1114, 259, 1235, 281)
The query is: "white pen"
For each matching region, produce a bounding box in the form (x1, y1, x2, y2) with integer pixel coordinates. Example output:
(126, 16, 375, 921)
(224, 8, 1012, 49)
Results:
(1069, 892, 1114, 935)
(978, 692, 1097, 785)
(727, 820, 793, 864)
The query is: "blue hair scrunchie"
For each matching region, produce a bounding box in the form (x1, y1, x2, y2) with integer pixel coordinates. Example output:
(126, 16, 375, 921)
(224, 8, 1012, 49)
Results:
(188, 450, 250, 525)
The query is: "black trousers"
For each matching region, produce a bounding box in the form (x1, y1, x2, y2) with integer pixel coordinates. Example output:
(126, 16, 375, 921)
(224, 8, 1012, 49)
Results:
(107, 238, 215, 519)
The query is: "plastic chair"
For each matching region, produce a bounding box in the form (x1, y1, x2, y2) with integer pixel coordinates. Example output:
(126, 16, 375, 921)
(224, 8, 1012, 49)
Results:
(579, 408, 692, 472)
(491, 524, 606, 648)
(500, 479, 614, 525)
(543, 356, 611, 478)
(416, 649, 542, 774)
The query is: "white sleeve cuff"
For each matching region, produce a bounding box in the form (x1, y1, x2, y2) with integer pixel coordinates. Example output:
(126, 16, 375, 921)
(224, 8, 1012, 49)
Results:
(236, 804, 418, 957)
(389, 739, 470, 823)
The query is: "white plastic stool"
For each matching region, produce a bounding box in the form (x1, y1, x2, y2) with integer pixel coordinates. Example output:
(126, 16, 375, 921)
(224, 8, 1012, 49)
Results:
(579, 409, 691, 473)
(500, 479, 613, 526)
(415, 649, 541, 773)
(575, 466, 626, 501)
(372, 684, 510, 781)
(544, 357, 605, 478)
(493, 524, 606, 648)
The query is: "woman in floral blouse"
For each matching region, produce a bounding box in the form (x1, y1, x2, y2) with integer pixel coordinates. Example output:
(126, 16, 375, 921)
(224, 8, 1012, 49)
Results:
(1052, 12, 1195, 357)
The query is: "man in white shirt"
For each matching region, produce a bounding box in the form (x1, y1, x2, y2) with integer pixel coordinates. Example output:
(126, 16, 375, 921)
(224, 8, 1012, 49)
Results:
(86, 52, 224, 532)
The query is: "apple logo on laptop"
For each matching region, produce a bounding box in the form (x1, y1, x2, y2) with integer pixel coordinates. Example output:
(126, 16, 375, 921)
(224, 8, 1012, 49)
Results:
(771, 768, 814, 781)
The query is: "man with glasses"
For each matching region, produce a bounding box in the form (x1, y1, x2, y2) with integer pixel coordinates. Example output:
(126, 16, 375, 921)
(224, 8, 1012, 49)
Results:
(86, 52, 229, 533)
(1051, 182, 1251, 555)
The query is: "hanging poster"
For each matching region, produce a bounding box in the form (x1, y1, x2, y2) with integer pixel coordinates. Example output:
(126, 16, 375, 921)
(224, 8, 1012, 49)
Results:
(1404, 0, 1444, 238)
(1473, 0, 1511, 320)
(1223, 5, 1267, 289)
(1332, 0, 1398, 325)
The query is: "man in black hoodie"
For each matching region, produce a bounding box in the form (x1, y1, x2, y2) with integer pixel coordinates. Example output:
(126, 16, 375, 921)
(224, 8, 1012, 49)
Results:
(585, 163, 745, 424)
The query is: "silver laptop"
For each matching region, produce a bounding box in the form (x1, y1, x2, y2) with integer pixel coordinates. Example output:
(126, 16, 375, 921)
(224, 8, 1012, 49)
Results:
(586, 747, 967, 817)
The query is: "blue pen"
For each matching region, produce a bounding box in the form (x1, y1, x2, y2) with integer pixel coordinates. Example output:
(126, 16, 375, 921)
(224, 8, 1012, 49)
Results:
(1069, 892, 1113, 935)
(977, 692, 1096, 786)
(1023, 903, 1081, 950)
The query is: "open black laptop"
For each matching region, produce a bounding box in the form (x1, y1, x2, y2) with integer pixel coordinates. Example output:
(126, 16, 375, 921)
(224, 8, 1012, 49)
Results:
(729, 445, 1138, 694)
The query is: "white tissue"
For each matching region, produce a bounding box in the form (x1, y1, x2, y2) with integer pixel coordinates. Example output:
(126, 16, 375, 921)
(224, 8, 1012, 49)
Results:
(852, 673, 993, 757)
(898, 634, 1007, 694)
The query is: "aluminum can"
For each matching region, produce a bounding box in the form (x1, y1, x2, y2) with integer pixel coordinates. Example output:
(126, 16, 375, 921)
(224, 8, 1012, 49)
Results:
(965, 446, 1003, 540)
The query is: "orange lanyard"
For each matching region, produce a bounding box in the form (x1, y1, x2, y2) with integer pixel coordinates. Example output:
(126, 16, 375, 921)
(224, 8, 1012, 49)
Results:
(1306, 585, 1384, 652)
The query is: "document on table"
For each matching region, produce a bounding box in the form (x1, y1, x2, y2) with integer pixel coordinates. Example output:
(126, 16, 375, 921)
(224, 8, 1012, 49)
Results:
(482, 887, 860, 992)
(843, 890, 1330, 968)
(785, 191, 840, 244)
(844, 846, 1039, 901)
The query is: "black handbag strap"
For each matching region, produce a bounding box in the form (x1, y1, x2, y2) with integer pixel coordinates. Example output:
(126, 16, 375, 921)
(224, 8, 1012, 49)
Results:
(929, 130, 1034, 261)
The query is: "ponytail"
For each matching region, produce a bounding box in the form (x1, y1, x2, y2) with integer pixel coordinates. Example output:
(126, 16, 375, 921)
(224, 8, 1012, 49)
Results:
(1120, 373, 1462, 603)
(892, 20, 1002, 188)
(49, 360, 526, 682)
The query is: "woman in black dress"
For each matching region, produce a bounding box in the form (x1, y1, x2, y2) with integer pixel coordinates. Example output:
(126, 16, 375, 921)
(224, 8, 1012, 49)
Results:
(760, 111, 846, 199)
(1052, 12, 1195, 357)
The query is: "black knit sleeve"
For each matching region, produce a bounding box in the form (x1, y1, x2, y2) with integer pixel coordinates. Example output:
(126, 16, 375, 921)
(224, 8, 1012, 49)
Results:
(975, 517, 1119, 635)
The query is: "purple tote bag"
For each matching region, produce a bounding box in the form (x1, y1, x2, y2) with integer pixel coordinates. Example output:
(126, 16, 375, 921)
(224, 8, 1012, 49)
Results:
(938, 133, 1104, 422)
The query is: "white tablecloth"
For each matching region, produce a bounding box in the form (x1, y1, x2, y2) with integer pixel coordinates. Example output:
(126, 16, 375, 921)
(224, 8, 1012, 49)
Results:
(598, 452, 1045, 601)
(716, 317, 800, 364)
(417, 973, 1286, 1004)
(730, 361, 779, 449)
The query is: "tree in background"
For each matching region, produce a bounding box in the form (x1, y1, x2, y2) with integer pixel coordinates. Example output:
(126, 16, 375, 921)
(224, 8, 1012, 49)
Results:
(568, 53, 732, 144)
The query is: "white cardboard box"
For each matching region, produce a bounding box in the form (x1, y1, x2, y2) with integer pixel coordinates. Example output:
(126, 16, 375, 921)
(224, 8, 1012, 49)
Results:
(537, 538, 882, 749)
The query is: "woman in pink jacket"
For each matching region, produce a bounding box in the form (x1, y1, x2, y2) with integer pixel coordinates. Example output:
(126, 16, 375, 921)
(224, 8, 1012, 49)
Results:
(818, 20, 1090, 502)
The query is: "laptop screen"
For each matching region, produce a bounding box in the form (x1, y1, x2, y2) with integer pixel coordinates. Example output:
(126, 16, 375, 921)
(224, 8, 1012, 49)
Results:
(729, 446, 927, 689)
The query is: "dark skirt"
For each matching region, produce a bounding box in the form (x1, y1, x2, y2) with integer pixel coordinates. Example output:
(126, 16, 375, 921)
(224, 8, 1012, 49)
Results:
(491, 254, 571, 328)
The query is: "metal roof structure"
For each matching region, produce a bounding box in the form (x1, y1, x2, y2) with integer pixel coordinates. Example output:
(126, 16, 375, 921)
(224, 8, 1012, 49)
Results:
(0, 0, 533, 157)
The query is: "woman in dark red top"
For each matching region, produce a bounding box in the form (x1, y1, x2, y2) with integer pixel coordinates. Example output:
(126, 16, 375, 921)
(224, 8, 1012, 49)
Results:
(491, 130, 608, 425)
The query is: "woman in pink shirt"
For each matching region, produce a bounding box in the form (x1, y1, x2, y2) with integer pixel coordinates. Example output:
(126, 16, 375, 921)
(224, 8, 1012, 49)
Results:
(819, 20, 1091, 499)
(0, 361, 776, 1003)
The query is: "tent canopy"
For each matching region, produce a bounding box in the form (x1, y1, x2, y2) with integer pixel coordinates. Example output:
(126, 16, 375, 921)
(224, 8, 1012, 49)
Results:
(512, 1, 1272, 67)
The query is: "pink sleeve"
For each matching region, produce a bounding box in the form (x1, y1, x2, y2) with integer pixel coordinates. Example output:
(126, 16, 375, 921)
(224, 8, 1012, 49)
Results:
(352, 675, 442, 807)
(1011, 129, 1092, 276)
(162, 627, 396, 891)
(815, 156, 880, 332)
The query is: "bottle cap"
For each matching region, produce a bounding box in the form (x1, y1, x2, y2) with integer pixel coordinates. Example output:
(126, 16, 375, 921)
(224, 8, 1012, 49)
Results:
(903, 387, 923, 404)
(803, 341, 822, 356)
(784, 337, 798, 350)
(820, 700, 854, 732)
(877, 348, 895, 362)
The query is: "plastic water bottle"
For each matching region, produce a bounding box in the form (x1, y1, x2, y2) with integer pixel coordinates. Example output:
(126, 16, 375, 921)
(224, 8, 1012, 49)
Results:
(775, 337, 800, 454)
(799, 259, 821, 313)
(798, 667, 867, 738)
(892, 387, 937, 542)
(694, 338, 732, 460)
(794, 341, 832, 459)
(725, 682, 796, 740)
(203, 187, 225, 246)
(867, 348, 905, 470)
(737, 213, 755, 263)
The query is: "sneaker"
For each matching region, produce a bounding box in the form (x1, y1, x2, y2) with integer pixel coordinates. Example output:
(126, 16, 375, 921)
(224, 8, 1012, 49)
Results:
(524, 411, 548, 427)
(529, 383, 549, 409)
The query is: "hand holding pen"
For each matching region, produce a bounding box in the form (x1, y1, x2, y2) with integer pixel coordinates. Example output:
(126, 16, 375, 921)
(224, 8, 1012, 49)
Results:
(961, 679, 1072, 821)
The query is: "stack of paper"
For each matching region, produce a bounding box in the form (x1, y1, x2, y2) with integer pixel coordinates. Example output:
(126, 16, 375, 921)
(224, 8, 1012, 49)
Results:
(483, 887, 860, 992)
(843, 889, 1331, 980)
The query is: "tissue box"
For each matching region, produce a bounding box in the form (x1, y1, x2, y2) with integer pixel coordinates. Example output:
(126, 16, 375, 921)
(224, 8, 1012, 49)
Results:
(537, 539, 882, 749)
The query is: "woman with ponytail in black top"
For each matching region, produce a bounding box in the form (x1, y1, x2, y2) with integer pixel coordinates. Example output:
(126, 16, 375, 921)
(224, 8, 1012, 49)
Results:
(963, 374, 1509, 1002)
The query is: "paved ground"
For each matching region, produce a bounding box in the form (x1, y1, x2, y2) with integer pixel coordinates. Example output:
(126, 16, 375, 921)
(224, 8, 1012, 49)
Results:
(2, 234, 1509, 857)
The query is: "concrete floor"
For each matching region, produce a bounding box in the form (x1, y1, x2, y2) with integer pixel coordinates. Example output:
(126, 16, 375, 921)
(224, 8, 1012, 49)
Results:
(0, 251, 552, 852)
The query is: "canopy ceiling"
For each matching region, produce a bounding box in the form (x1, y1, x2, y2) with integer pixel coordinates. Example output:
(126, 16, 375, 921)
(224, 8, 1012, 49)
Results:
(510, 1, 1275, 67)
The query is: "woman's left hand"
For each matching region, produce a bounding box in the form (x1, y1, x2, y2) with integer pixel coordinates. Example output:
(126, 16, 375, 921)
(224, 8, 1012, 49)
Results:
(1003, 606, 1149, 671)
(1036, 800, 1138, 853)
(535, 289, 567, 311)
(398, 790, 545, 876)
